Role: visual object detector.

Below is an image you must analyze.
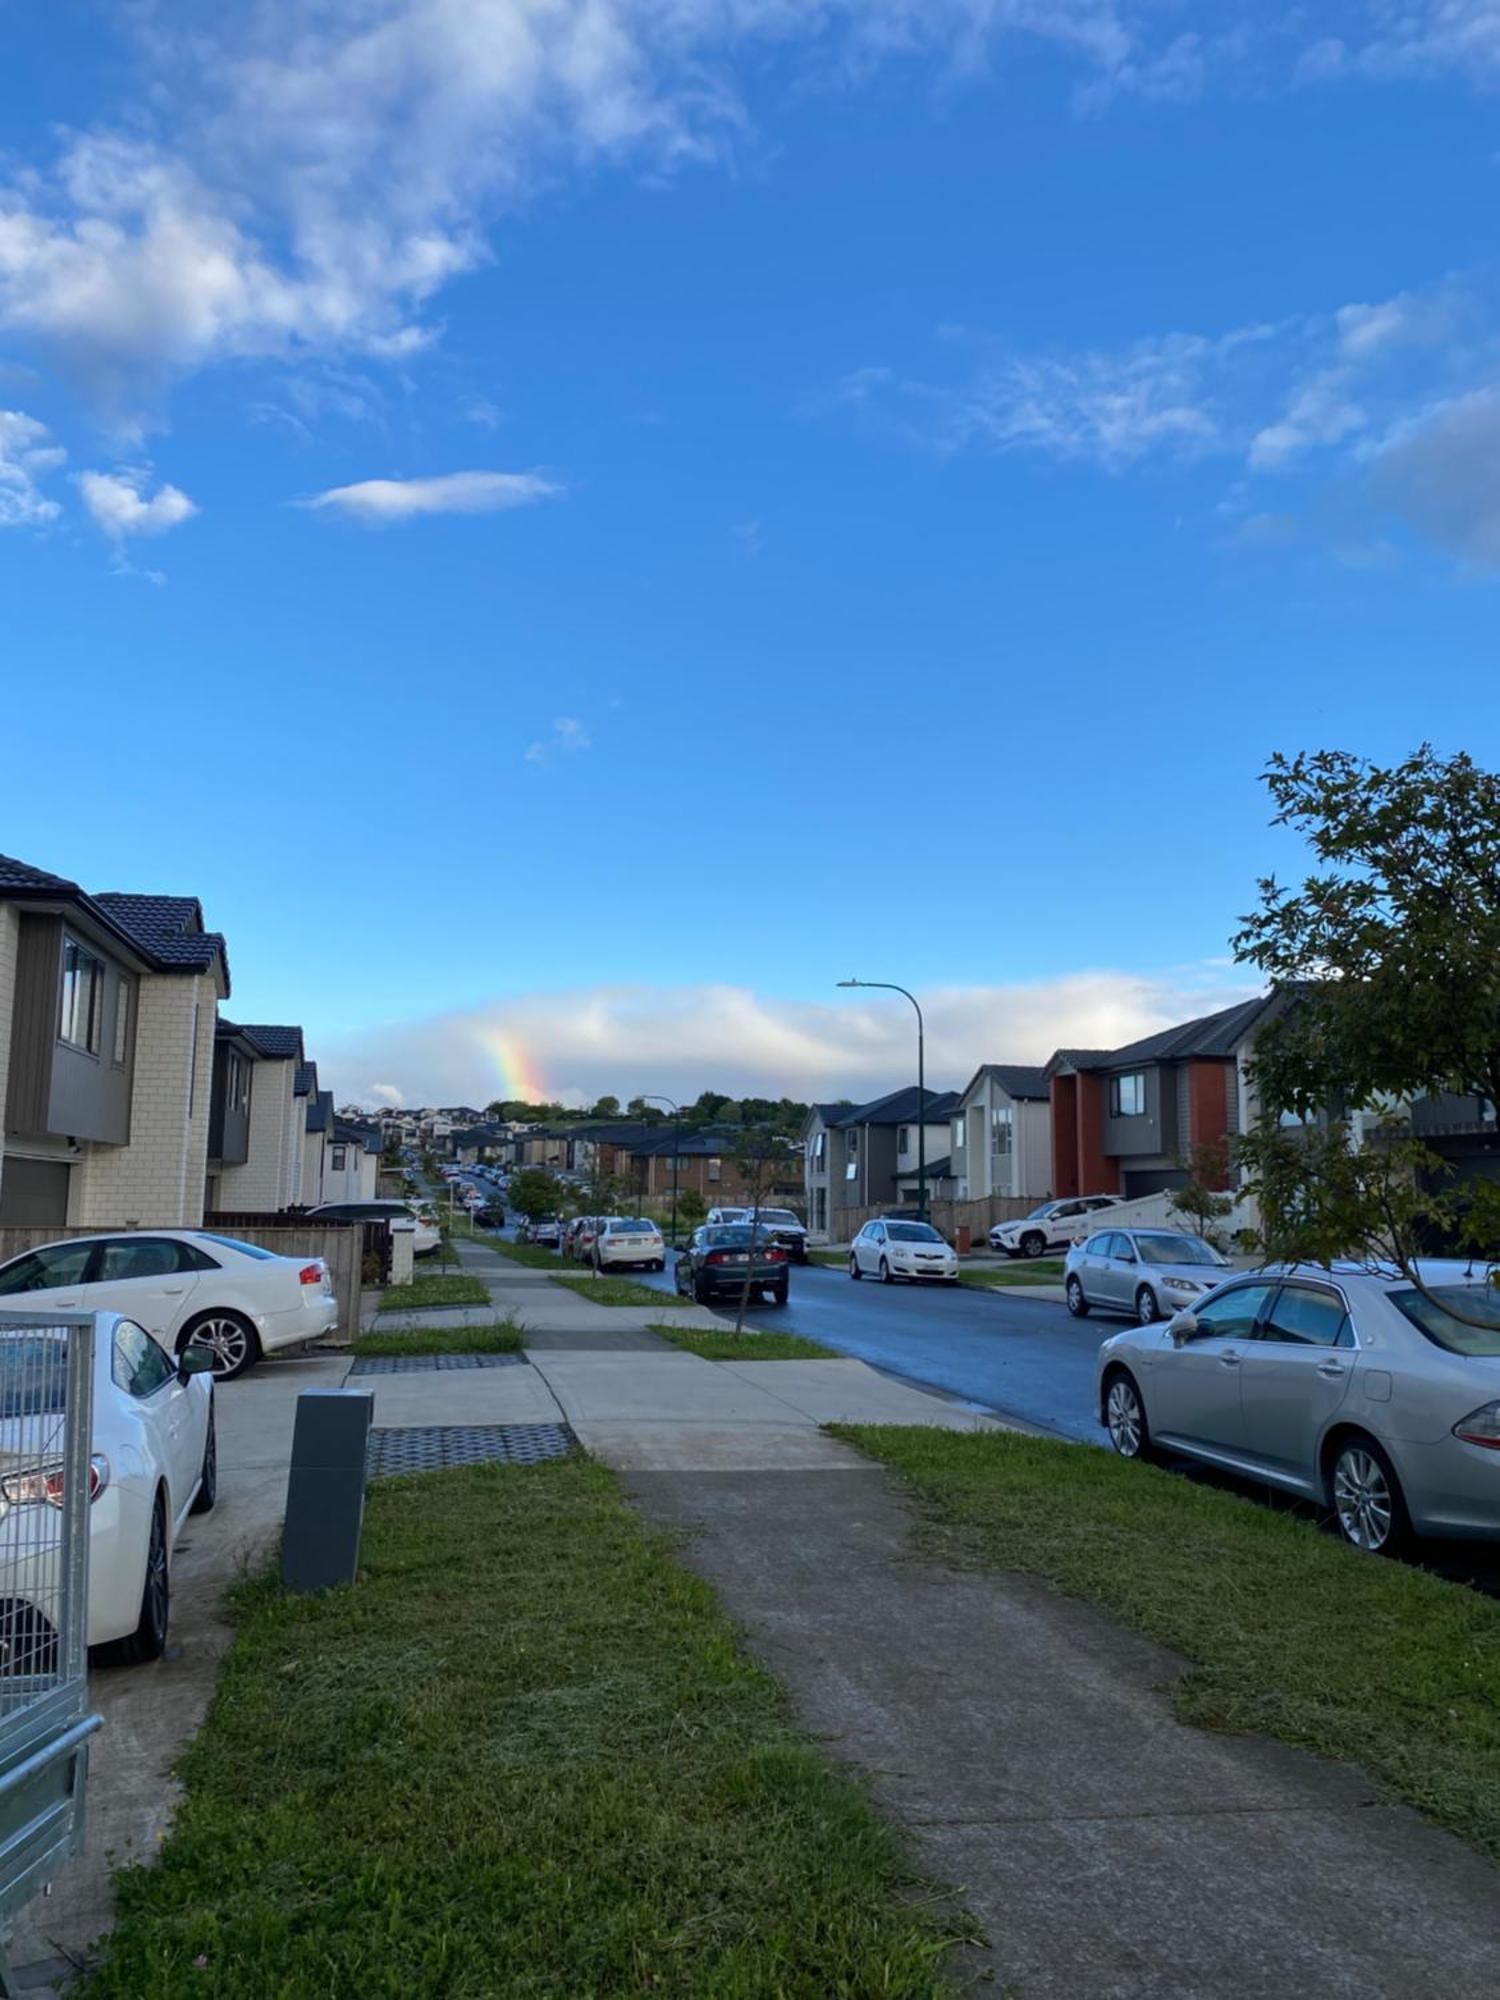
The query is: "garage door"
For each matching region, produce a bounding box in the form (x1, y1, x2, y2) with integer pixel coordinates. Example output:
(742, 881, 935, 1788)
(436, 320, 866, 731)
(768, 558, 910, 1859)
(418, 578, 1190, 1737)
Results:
(1123, 1167, 1187, 1199)
(0, 1157, 72, 1227)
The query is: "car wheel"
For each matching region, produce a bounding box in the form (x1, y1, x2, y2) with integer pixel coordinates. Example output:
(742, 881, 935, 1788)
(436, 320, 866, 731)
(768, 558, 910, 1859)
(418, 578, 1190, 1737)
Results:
(179, 1312, 260, 1382)
(879, 1257, 894, 1284)
(1021, 1231, 1046, 1260)
(771, 1282, 788, 1306)
(1329, 1436, 1410, 1555)
(100, 1491, 170, 1667)
(1103, 1369, 1151, 1461)
(694, 1277, 711, 1305)
(1134, 1285, 1160, 1326)
(1065, 1276, 1090, 1317)
(189, 1406, 217, 1515)
(849, 1255, 862, 1281)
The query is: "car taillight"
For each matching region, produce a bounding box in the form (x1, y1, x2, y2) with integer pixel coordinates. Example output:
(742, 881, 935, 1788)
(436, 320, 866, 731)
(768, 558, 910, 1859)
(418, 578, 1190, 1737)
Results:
(1453, 1402, 1500, 1450)
(765, 1247, 786, 1262)
(2, 1455, 108, 1508)
(299, 1263, 324, 1286)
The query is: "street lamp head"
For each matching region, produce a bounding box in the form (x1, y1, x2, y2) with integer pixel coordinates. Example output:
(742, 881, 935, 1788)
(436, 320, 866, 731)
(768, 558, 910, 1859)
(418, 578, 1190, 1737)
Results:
(837, 978, 863, 989)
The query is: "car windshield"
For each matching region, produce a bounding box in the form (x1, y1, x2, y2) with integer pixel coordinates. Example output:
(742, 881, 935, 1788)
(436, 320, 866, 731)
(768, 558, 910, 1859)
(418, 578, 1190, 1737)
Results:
(1025, 1204, 1054, 1219)
(193, 1233, 274, 1261)
(887, 1223, 942, 1243)
(1134, 1234, 1227, 1268)
(758, 1210, 800, 1226)
(1390, 1283, 1500, 1358)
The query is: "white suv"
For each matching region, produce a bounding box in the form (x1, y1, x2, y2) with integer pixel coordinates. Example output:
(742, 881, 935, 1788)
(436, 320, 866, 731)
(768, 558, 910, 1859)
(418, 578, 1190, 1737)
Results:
(989, 1196, 1121, 1261)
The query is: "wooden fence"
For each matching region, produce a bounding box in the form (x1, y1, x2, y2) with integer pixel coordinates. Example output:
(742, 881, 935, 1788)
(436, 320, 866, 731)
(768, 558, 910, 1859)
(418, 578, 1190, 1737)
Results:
(828, 1192, 1043, 1247)
(0, 1218, 368, 1346)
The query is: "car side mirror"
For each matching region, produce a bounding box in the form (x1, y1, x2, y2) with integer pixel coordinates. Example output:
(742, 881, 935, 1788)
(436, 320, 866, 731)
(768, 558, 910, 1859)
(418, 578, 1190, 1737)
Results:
(1168, 1312, 1198, 1345)
(179, 1347, 216, 1381)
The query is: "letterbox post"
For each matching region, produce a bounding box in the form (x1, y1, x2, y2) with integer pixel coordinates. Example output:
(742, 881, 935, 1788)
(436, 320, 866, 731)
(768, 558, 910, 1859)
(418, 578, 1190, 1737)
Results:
(282, 1388, 375, 1594)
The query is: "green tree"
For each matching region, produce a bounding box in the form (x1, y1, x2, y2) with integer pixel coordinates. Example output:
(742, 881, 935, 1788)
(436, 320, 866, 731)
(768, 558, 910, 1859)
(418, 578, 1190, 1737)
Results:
(590, 1095, 621, 1118)
(1234, 745, 1500, 1288)
(1168, 1139, 1236, 1244)
(677, 1188, 708, 1235)
(508, 1169, 565, 1224)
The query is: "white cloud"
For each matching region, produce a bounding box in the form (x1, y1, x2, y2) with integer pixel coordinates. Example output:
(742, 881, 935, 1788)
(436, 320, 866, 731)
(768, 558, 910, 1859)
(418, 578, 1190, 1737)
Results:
(314, 966, 1260, 1110)
(0, 410, 65, 527)
(370, 1081, 406, 1106)
(524, 716, 591, 764)
(1369, 386, 1500, 566)
(305, 469, 559, 523)
(76, 467, 198, 538)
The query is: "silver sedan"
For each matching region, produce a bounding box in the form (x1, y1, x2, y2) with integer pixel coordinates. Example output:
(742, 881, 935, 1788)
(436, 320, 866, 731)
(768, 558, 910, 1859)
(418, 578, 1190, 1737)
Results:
(1065, 1227, 1232, 1325)
(1096, 1261, 1500, 1553)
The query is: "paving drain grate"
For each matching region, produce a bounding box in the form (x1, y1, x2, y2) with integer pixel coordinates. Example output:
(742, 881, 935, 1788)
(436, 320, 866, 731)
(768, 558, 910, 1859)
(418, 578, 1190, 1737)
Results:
(350, 1351, 528, 1376)
(367, 1423, 575, 1479)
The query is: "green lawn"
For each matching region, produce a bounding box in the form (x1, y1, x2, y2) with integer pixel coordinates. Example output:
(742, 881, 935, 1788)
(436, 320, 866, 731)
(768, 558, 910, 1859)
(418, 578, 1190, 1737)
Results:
(552, 1272, 692, 1309)
(492, 1239, 566, 1269)
(649, 1324, 841, 1361)
(376, 1272, 488, 1313)
(806, 1249, 847, 1269)
(78, 1459, 960, 1998)
(353, 1320, 524, 1358)
(956, 1259, 1065, 1289)
(839, 1425, 1500, 1862)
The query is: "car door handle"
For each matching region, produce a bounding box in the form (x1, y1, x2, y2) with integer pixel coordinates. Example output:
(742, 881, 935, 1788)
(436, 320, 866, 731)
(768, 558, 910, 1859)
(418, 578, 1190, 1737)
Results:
(1317, 1361, 1348, 1379)
(1218, 1351, 1241, 1367)
(162, 1286, 186, 1295)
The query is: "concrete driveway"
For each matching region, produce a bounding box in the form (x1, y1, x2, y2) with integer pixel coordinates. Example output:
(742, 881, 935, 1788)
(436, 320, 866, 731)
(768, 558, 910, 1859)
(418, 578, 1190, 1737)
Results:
(10, 1347, 349, 1991)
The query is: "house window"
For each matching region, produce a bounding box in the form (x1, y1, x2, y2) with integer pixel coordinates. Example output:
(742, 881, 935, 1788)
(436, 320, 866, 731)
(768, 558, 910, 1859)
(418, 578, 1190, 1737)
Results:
(813, 1131, 825, 1163)
(953, 1119, 965, 1154)
(112, 976, 131, 1066)
(708, 1157, 721, 1182)
(991, 1105, 1013, 1158)
(897, 1125, 911, 1156)
(226, 1052, 250, 1112)
(330, 1145, 347, 1171)
(1110, 1072, 1146, 1117)
(59, 939, 103, 1053)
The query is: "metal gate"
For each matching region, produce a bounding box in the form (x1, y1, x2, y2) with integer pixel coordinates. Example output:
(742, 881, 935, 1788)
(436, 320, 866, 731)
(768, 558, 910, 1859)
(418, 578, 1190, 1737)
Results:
(0, 1312, 101, 1993)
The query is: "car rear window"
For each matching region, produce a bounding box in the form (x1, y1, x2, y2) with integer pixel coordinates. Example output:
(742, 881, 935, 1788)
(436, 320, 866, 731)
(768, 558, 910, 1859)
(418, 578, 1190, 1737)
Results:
(193, 1233, 275, 1261)
(0, 1334, 69, 1418)
(1389, 1283, 1500, 1358)
(704, 1226, 768, 1247)
(610, 1221, 656, 1235)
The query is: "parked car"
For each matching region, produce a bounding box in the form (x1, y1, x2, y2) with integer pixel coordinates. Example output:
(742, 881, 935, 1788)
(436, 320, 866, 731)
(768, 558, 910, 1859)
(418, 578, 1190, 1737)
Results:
(568, 1216, 610, 1262)
(705, 1207, 751, 1227)
(595, 1219, 666, 1272)
(989, 1196, 1121, 1260)
(528, 1219, 563, 1248)
(1097, 1261, 1500, 1554)
(0, 1232, 337, 1382)
(475, 1203, 508, 1229)
(307, 1199, 440, 1259)
(848, 1218, 959, 1284)
(674, 1225, 789, 1306)
(0, 1312, 216, 1664)
(747, 1208, 809, 1262)
(1065, 1228, 1232, 1324)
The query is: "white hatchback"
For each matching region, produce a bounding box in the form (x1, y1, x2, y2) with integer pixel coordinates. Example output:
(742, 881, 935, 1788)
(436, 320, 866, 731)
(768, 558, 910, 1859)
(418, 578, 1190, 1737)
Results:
(0, 1231, 338, 1382)
(849, 1219, 960, 1284)
(0, 1311, 216, 1664)
(594, 1219, 666, 1272)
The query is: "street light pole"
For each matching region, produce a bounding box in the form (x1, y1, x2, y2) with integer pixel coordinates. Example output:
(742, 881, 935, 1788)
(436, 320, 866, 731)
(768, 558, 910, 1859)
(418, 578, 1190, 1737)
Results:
(837, 978, 927, 1222)
(641, 1094, 681, 1245)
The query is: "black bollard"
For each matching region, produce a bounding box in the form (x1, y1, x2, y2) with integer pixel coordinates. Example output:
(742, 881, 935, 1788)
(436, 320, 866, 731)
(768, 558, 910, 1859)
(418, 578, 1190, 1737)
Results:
(282, 1387, 375, 1594)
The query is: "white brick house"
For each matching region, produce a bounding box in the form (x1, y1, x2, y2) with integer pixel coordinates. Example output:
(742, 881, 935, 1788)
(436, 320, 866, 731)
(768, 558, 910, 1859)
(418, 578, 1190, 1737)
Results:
(209, 1024, 306, 1215)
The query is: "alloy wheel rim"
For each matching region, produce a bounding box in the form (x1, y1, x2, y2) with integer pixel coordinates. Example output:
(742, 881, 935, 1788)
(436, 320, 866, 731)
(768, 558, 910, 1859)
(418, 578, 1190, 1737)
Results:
(1107, 1381, 1141, 1456)
(1067, 1279, 1083, 1313)
(1334, 1449, 1392, 1549)
(191, 1318, 248, 1376)
(145, 1511, 168, 1638)
(1137, 1290, 1155, 1325)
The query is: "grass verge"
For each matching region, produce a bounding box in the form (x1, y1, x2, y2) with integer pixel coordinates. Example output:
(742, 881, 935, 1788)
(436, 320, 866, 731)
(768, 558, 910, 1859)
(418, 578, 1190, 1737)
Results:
(78, 1458, 960, 1998)
(648, 1323, 841, 1361)
(807, 1249, 847, 1269)
(376, 1272, 488, 1313)
(492, 1240, 567, 1269)
(552, 1272, 691, 1309)
(956, 1260, 1065, 1289)
(836, 1425, 1500, 1862)
(353, 1319, 524, 1358)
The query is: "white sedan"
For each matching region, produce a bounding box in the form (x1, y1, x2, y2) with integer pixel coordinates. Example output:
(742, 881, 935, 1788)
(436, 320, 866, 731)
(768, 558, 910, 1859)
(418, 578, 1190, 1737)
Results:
(0, 1231, 338, 1381)
(848, 1219, 960, 1284)
(594, 1219, 666, 1271)
(0, 1311, 216, 1665)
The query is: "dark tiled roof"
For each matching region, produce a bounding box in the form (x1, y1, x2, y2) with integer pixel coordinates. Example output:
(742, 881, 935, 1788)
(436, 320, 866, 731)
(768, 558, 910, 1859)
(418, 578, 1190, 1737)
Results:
(236, 1024, 305, 1061)
(0, 853, 80, 893)
(294, 1062, 317, 1097)
(306, 1090, 333, 1134)
(895, 1155, 954, 1181)
(334, 1120, 381, 1149)
(830, 1086, 961, 1129)
(1066, 996, 1274, 1072)
(1048, 1048, 1113, 1075)
(94, 893, 229, 983)
(967, 1064, 1050, 1103)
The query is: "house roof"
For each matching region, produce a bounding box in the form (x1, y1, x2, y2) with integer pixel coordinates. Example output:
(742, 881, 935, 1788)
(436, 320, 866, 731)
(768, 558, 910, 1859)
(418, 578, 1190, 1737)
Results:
(334, 1120, 380, 1150)
(1048, 996, 1275, 1076)
(0, 855, 231, 992)
(829, 1085, 961, 1129)
(234, 1024, 305, 1062)
(306, 1090, 334, 1134)
(895, 1155, 954, 1181)
(294, 1062, 317, 1097)
(959, 1063, 1050, 1104)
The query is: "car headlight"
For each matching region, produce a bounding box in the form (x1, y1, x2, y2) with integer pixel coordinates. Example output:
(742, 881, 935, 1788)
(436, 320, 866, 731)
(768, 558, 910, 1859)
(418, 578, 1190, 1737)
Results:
(1164, 1277, 1207, 1294)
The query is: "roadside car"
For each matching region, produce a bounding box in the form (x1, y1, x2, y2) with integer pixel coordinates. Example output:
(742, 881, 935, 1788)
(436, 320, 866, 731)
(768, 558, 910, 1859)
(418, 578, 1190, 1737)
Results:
(0, 1312, 217, 1664)
(705, 1207, 751, 1227)
(307, 1199, 440, 1259)
(1065, 1228, 1232, 1324)
(570, 1216, 610, 1262)
(528, 1219, 563, 1248)
(848, 1218, 959, 1284)
(989, 1196, 1121, 1260)
(0, 1232, 337, 1381)
(595, 1218, 666, 1272)
(748, 1208, 809, 1262)
(674, 1225, 789, 1306)
(1097, 1261, 1500, 1553)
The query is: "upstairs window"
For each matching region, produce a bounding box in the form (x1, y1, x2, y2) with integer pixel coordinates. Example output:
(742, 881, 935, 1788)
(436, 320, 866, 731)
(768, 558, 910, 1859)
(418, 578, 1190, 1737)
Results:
(59, 938, 103, 1053)
(330, 1145, 347, 1171)
(112, 975, 132, 1067)
(1110, 1072, 1146, 1117)
(897, 1125, 911, 1156)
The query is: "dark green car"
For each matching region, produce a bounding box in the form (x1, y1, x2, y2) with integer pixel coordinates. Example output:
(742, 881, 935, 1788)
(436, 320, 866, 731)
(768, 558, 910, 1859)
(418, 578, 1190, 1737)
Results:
(673, 1224, 790, 1306)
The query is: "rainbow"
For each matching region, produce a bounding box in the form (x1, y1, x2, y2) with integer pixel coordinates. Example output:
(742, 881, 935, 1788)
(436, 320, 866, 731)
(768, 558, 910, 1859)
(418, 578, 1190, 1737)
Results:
(475, 1024, 550, 1106)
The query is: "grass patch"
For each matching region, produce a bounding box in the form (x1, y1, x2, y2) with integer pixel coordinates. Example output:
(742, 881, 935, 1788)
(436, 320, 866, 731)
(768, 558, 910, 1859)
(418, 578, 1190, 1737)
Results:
(648, 1324, 841, 1361)
(376, 1272, 488, 1313)
(806, 1249, 847, 1268)
(491, 1240, 566, 1269)
(353, 1320, 525, 1358)
(78, 1458, 959, 1998)
(837, 1425, 1500, 1862)
(552, 1273, 691, 1309)
(956, 1260, 1065, 1289)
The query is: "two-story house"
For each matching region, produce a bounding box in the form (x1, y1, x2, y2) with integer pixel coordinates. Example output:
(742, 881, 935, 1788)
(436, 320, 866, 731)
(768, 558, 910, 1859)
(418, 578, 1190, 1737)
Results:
(207, 1022, 307, 1213)
(0, 857, 229, 1228)
(949, 1065, 1052, 1202)
(1046, 996, 1276, 1200)
(802, 1086, 960, 1238)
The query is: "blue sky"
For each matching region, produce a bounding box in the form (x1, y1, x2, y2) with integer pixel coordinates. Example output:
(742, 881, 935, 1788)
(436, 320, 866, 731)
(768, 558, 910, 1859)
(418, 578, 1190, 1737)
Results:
(3, 2, 1498, 1106)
